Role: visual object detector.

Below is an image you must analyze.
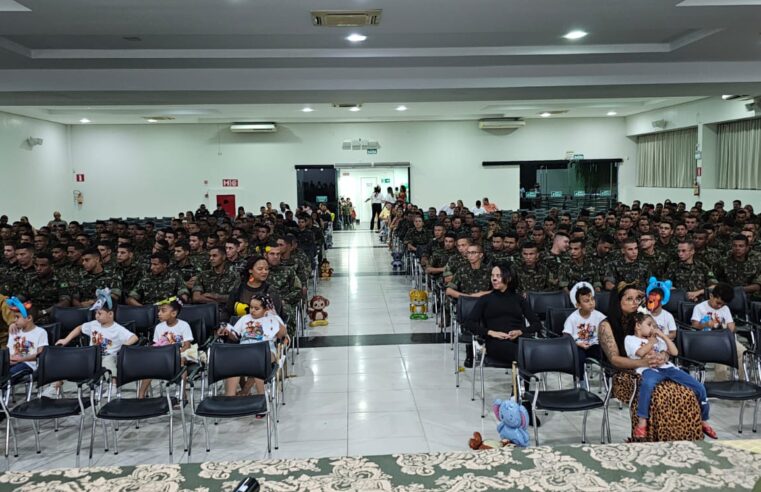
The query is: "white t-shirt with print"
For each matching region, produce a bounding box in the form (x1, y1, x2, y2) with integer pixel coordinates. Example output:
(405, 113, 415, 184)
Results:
(651, 309, 677, 336)
(9, 326, 48, 370)
(81, 321, 135, 356)
(153, 320, 194, 346)
(691, 300, 734, 328)
(232, 313, 284, 352)
(624, 335, 675, 375)
(562, 309, 606, 345)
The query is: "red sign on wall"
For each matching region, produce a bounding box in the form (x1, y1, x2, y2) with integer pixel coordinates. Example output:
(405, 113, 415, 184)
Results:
(75, 174, 85, 182)
(222, 179, 239, 187)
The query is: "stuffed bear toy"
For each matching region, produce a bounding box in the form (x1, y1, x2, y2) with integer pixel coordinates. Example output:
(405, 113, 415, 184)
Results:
(320, 259, 334, 280)
(391, 252, 403, 269)
(307, 295, 330, 327)
(468, 431, 511, 450)
(409, 289, 428, 320)
(493, 397, 530, 447)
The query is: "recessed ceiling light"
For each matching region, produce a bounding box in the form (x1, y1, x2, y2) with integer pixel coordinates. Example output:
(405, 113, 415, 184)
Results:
(346, 33, 367, 43)
(301, 107, 314, 113)
(395, 105, 408, 111)
(79, 118, 91, 124)
(349, 106, 361, 112)
(563, 30, 587, 40)
(146, 118, 158, 123)
(540, 112, 552, 118)
(607, 111, 618, 116)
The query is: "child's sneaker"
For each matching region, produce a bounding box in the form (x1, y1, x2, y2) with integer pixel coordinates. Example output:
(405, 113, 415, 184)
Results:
(702, 423, 718, 439)
(633, 425, 647, 438)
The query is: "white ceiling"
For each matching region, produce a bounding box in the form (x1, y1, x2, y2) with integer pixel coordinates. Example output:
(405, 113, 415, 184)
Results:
(0, 0, 759, 109)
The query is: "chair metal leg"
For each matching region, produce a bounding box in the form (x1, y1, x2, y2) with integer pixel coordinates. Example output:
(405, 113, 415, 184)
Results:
(113, 422, 119, 455)
(480, 362, 486, 418)
(76, 415, 85, 457)
(203, 417, 210, 452)
(532, 404, 539, 446)
(180, 404, 188, 452)
(266, 413, 272, 454)
(168, 411, 174, 456)
(471, 353, 477, 401)
(600, 407, 607, 444)
(32, 420, 41, 454)
(89, 416, 96, 460)
(10, 420, 18, 457)
(102, 420, 109, 451)
(4, 418, 10, 458)
(581, 410, 589, 444)
(739, 400, 746, 433)
(753, 399, 759, 433)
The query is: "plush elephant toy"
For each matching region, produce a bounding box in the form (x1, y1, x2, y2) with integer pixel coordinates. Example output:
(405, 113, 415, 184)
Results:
(493, 397, 530, 448)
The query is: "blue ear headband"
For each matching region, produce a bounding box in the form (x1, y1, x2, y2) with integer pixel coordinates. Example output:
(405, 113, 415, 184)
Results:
(645, 276, 672, 306)
(91, 288, 113, 311)
(6, 297, 30, 318)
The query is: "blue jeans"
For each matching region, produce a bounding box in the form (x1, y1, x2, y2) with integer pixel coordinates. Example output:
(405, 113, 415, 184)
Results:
(637, 366, 709, 421)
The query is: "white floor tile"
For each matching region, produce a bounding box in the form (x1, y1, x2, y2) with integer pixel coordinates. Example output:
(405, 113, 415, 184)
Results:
(348, 389, 418, 413)
(348, 411, 424, 440)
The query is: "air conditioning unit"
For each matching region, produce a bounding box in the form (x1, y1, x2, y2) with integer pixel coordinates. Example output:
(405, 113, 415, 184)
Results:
(230, 123, 277, 133)
(478, 118, 526, 130)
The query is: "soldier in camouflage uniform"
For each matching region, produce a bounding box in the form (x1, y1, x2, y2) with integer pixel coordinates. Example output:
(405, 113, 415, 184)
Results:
(404, 215, 431, 258)
(293, 216, 317, 261)
(655, 221, 678, 261)
(692, 228, 722, 271)
(224, 238, 248, 276)
(192, 245, 240, 309)
(265, 245, 302, 337)
(115, 243, 144, 295)
(5, 243, 36, 297)
(445, 243, 491, 298)
(665, 240, 717, 302)
(70, 248, 122, 307)
(511, 241, 556, 295)
(420, 224, 446, 267)
(442, 236, 471, 282)
(0, 242, 19, 295)
(500, 232, 521, 265)
(18, 253, 68, 324)
(426, 232, 458, 277)
(559, 238, 601, 291)
(541, 231, 570, 281)
(638, 233, 670, 278)
(172, 241, 201, 290)
(604, 237, 651, 291)
(96, 241, 118, 270)
(277, 235, 310, 298)
(127, 252, 189, 305)
(717, 234, 761, 300)
(188, 232, 209, 271)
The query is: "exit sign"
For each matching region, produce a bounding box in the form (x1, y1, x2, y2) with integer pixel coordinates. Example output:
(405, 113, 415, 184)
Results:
(222, 179, 239, 187)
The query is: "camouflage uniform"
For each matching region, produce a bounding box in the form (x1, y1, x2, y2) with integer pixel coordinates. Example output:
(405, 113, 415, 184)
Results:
(403, 228, 430, 250)
(640, 249, 670, 279)
(6, 265, 36, 297)
(71, 268, 123, 304)
(446, 263, 491, 294)
(128, 270, 188, 304)
(604, 258, 651, 291)
(511, 261, 556, 294)
(559, 257, 602, 290)
(665, 260, 717, 292)
(228, 257, 248, 276)
(0, 263, 19, 295)
(293, 249, 313, 285)
(267, 264, 302, 336)
(430, 247, 457, 271)
(443, 254, 468, 278)
(694, 247, 722, 272)
(117, 260, 144, 295)
(192, 265, 240, 297)
(541, 251, 568, 282)
(20, 274, 68, 323)
(172, 259, 201, 283)
(717, 255, 761, 299)
(655, 238, 678, 261)
(189, 251, 209, 272)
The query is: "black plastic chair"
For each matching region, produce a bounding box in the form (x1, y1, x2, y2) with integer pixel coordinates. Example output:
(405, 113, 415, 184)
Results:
(751, 301, 761, 325)
(528, 291, 571, 321)
(664, 289, 688, 316)
(8, 346, 104, 460)
(96, 345, 187, 456)
(724, 287, 757, 347)
(678, 329, 761, 433)
(455, 296, 481, 388)
(594, 290, 612, 317)
(179, 304, 218, 334)
(187, 342, 274, 455)
(678, 301, 697, 326)
(39, 322, 62, 346)
(0, 349, 15, 457)
(517, 336, 607, 445)
(52, 307, 93, 339)
(544, 307, 576, 338)
(115, 305, 157, 340)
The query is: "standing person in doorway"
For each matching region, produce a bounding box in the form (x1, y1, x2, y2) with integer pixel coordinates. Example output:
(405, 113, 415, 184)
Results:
(365, 186, 383, 232)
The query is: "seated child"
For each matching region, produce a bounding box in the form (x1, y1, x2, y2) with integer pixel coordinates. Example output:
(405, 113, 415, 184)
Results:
(562, 283, 605, 382)
(690, 282, 746, 381)
(625, 311, 716, 439)
(138, 298, 194, 399)
(217, 294, 286, 397)
(647, 286, 677, 340)
(56, 291, 138, 384)
(6, 298, 48, 381)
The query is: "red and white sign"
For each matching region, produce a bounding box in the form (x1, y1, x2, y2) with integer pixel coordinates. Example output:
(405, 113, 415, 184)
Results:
(222, 179, 239, 187)
(75, 173, 85, 182)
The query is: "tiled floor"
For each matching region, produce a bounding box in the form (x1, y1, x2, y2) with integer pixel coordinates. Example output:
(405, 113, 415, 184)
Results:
(4, 229, 761, 471)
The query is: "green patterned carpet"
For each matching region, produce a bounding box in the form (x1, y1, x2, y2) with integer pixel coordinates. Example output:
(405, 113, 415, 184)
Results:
(1, 441, 760, 491)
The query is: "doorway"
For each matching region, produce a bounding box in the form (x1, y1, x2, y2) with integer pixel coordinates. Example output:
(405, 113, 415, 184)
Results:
(337, 165, 409, 229)
(216, 194, 236, 218)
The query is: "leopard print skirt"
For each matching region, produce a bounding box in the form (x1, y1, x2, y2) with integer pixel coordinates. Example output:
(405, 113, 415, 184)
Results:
(613, 371, 703, 442)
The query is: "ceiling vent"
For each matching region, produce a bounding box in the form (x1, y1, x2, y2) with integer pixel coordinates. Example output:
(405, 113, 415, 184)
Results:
(312, 10, 382, 27)
(142, 116, 175, 121)
(230, 123, 277, 133)
(478, 118, 526, 130)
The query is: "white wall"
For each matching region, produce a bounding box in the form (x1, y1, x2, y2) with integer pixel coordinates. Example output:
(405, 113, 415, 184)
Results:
(621, 97, 761, 209)
(0, 112, 70, 226)
(0, 115, 636, 225)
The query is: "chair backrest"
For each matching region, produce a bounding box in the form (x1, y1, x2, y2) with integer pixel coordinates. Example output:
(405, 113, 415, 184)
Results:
(187, 318, 207, 346)
(456, 295, 481, 325)
(727, 287, 748, 318)
(678, 329, 737, 368)
(207, 342, 272, 384)
(518, 336, 578, 377)
(178, 304, 218, 332)
(36, 345, 101, 387)
(750, 301, 761, 324)
(528, 291, 570, 321)
(115, 305, 157, 335)
(678, 301, 697, 324)
(228, 316, 240, 326)
(546, 307, 576, 336)
(116, 345, 180, 387)
(664, 289, 687, 315)
(52, 307, 93, 333)
(594, 290, 612, 317)
(39, 322, 62, 345)
(0, 348, 8, 381)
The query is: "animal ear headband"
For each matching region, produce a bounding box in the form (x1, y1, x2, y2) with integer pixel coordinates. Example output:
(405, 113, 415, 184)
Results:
(91, 288, 113, 311)
(155, 296, 183, 307)
(6, 297, 31, 318)
(569, 281, 594, 306)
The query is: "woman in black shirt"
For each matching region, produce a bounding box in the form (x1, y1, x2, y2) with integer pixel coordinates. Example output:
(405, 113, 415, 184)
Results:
(470, 263, 542, 364)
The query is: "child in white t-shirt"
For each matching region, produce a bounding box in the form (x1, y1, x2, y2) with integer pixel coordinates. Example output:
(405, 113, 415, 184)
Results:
(563, 283, 605, 381)
(647, 286, 677, 340)
(6, 298, 48, 380)
(218, 294, 286, 397)
(690, 282, 745, 381)
(138, 299, 194, 399)
(625, 311, 716, 440)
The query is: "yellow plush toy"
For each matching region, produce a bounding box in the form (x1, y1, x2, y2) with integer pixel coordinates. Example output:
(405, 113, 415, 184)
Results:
(409, 290, 428, 320)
